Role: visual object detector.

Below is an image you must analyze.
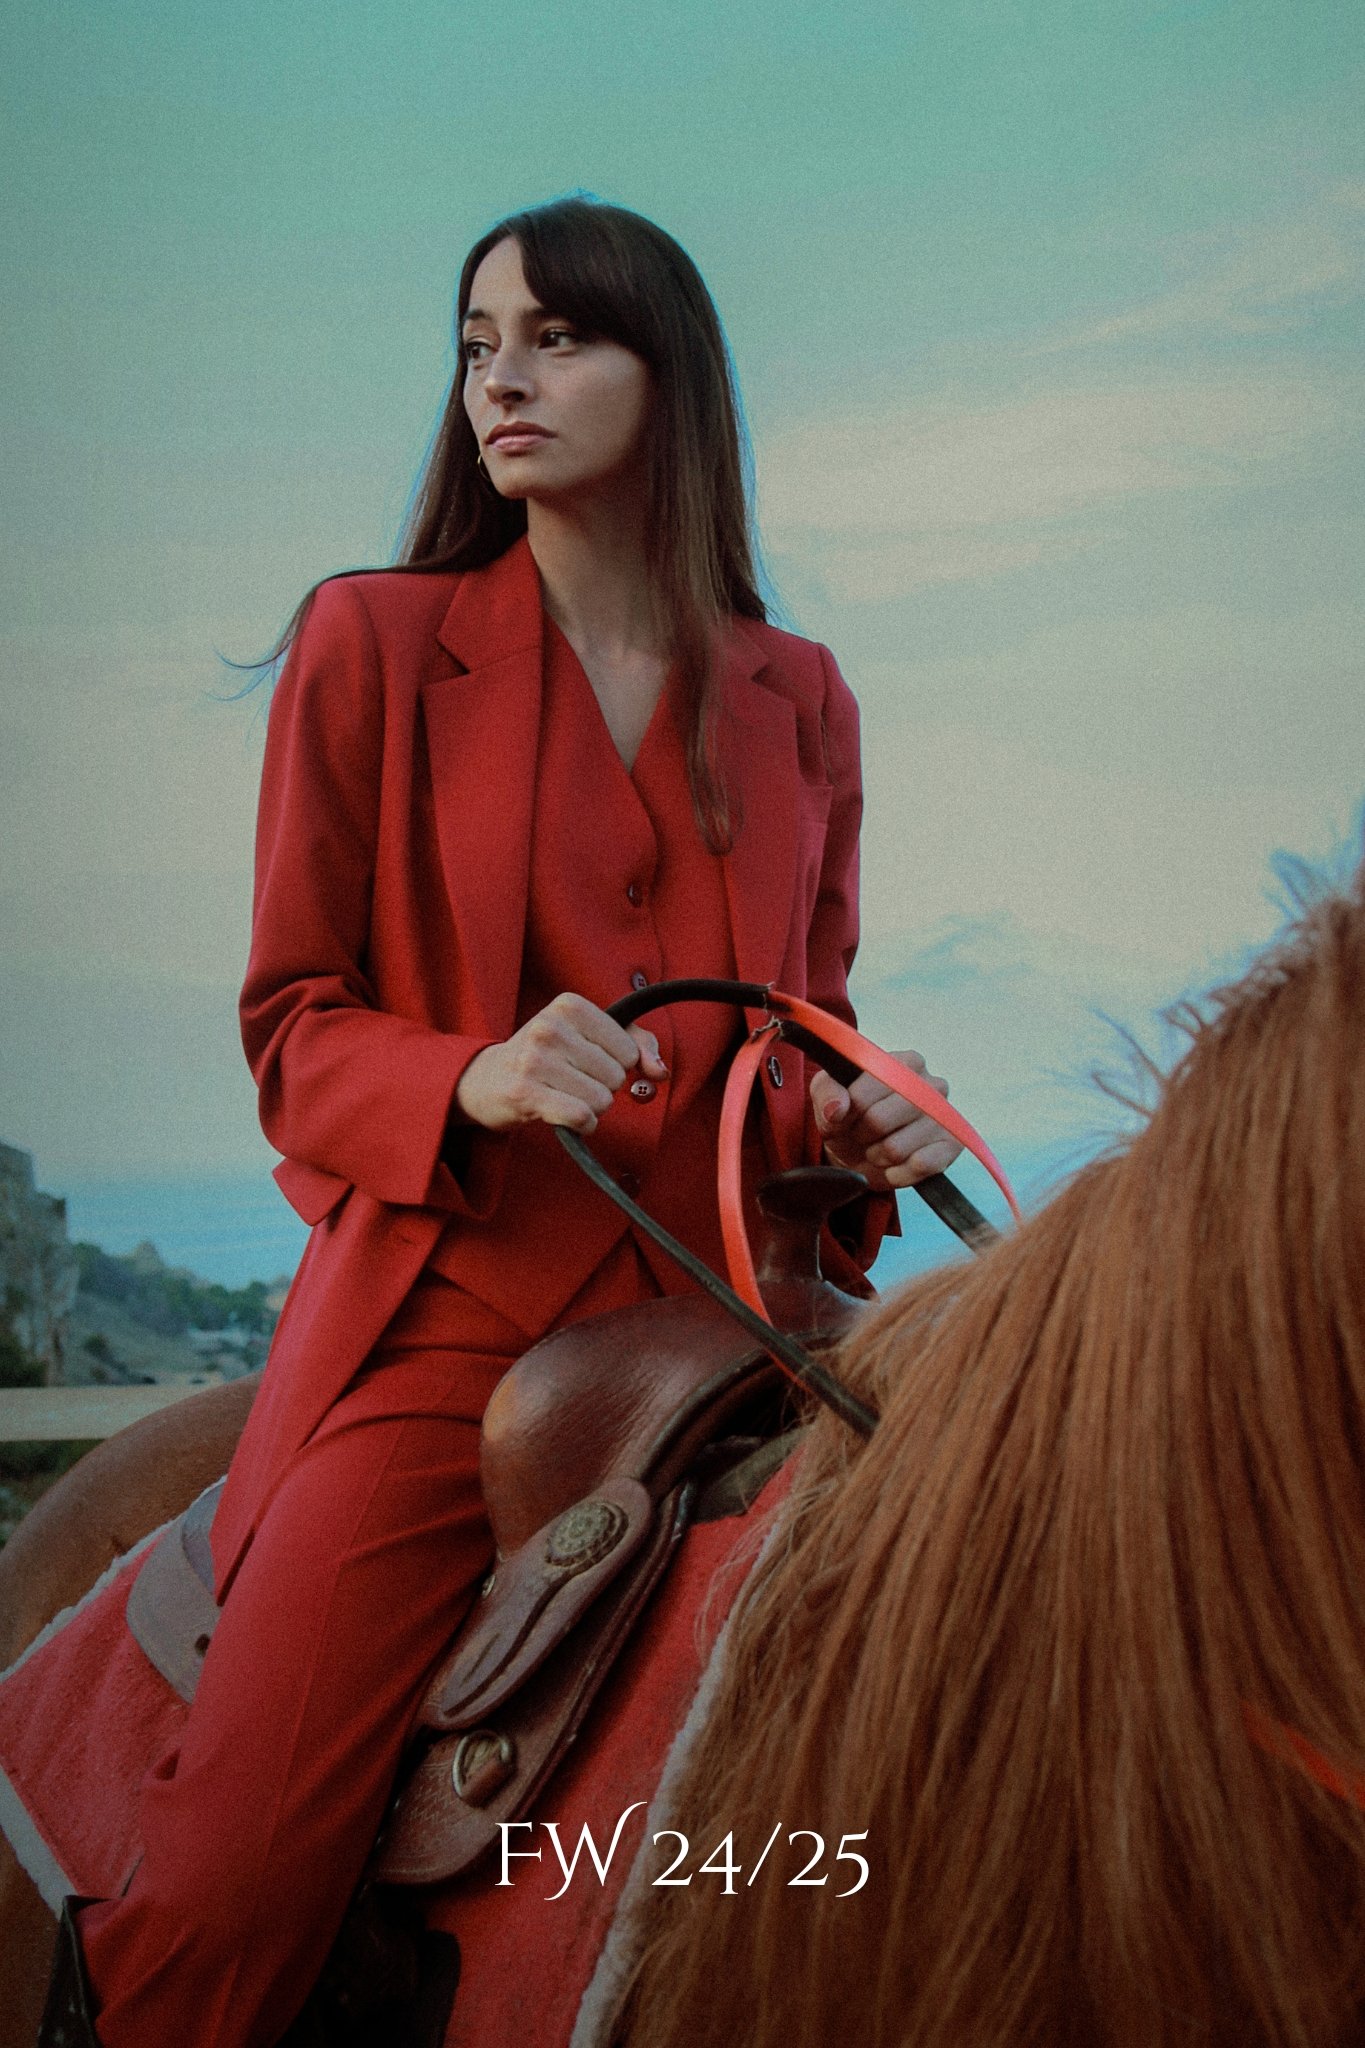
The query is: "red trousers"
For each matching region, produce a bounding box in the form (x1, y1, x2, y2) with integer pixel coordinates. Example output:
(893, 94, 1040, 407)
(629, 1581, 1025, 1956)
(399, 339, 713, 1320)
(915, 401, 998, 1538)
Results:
(79, 1240, 662, 2048)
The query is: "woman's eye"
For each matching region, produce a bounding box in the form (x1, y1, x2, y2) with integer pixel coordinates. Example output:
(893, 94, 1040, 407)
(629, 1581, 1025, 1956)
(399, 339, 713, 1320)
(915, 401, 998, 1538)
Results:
(541, 326, 577, 348)
(463, 337, 492, 361)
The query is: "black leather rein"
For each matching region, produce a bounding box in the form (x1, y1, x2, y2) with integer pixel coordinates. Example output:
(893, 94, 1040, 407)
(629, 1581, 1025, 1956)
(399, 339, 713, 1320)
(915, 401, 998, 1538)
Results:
(555, 978, 1002, 1441)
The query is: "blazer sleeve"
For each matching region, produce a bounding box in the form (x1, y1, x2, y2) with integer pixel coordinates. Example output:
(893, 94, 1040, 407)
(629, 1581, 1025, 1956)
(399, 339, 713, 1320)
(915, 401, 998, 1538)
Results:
(804, 642, 900, 1271)
(239, 578, 496, 1215)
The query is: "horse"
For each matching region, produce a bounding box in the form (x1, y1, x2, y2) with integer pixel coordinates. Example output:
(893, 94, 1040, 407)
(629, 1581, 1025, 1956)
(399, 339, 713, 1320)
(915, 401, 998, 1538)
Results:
(625, 861, 1365, 2048)
(3, 866, 1363, 2048)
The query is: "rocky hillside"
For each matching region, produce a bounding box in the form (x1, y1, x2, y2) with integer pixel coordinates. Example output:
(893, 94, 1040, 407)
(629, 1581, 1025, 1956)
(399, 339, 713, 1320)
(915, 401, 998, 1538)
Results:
(0, 1141, 80, 1383)
(69, 1239, 283, 1386)
(0, 1144, 287, 1544)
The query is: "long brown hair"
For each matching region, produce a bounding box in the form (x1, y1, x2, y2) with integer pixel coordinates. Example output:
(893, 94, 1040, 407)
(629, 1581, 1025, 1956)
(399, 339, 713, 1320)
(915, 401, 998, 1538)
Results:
(626, 866, 1365, 2048)
(258, 196, 765, 848)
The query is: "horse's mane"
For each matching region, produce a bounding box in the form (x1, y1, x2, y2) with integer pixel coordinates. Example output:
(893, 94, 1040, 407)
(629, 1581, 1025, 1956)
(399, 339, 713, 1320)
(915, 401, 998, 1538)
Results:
(626, 868, 1365, 2048)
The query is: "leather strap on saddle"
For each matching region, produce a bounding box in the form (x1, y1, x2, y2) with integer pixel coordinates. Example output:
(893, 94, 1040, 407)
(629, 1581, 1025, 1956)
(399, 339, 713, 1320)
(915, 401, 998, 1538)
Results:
(374, 1476, 698, 1884)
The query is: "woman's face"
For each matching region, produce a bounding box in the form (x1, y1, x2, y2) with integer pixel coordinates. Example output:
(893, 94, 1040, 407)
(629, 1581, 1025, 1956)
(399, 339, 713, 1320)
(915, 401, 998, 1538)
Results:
(461, 237, 653, 506)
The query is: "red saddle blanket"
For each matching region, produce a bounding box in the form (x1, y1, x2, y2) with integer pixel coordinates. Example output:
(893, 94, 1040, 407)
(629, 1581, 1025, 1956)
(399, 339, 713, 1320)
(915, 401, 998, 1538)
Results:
(0, 1464, 790, 2047)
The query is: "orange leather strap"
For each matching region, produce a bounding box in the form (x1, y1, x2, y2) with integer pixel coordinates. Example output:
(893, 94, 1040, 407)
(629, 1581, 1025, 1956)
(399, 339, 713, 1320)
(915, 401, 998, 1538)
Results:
(718, 1024, 781, 1318)
(717, 991, 1020, 1319)
(1243, 1700, 1365, 1809)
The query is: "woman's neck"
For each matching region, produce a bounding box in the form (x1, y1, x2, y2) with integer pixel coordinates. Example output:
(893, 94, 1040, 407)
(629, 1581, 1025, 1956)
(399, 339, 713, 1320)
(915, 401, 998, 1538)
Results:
(526, 495, 662, 663)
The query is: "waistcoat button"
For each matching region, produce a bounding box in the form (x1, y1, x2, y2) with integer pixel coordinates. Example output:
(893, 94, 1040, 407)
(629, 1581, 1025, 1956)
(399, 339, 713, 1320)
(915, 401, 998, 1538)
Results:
(617, 1170, 641, 1198)
(629, 1078, 657, 1102)
(766, 1053, 784, 1088)
(630, 970, 649, 991)
(626, 881, 644, 906)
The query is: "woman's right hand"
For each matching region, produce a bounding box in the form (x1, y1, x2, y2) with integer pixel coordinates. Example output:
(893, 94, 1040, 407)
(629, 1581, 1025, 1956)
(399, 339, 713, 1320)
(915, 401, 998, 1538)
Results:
(453, 992, 668, 1135)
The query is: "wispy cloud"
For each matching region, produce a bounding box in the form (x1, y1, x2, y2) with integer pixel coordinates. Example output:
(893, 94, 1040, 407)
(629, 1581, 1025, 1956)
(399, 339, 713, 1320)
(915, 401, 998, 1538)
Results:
(856, 907, 1197, 1028)
(758, 369, 1359, 598)
(757, 181, 1365, 602)
(1038, 183, 1365, 351)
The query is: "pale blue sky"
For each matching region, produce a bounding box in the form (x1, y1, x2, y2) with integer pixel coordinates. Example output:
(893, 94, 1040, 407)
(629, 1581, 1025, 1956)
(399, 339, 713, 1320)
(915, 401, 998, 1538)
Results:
(2, 1, 1362, 1255)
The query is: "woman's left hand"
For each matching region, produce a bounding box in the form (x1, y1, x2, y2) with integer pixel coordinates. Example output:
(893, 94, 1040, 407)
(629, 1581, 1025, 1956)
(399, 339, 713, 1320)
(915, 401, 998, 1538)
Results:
(809, 1051, 962, 1192)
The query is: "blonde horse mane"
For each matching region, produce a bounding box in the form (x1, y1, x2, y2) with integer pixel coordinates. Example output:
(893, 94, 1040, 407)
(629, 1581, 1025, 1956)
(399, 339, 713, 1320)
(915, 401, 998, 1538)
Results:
(626, 867, 1365, 2048)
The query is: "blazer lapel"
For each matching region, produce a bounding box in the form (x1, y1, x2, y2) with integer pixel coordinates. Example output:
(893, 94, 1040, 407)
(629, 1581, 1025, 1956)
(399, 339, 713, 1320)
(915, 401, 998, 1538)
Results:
(420, 537, 544, 1038)
(719, 624, 800, 991)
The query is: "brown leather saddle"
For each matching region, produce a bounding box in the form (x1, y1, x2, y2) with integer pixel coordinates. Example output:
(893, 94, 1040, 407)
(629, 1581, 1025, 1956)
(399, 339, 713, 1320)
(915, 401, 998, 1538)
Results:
(125, 1168, 869, 1888)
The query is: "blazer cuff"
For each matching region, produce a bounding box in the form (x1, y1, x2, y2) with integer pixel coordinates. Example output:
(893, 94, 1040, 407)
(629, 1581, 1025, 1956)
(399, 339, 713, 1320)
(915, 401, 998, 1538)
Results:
(424, 1037, 507, 1218)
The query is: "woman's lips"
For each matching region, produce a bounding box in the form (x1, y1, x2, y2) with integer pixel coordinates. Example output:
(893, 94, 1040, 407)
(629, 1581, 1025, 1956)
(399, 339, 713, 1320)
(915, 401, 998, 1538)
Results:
(487, 427, 553, 454)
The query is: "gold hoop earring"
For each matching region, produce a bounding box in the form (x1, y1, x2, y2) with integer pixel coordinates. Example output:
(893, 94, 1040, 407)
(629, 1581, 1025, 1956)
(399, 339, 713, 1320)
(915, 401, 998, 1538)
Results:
(476, 452, 490, 479)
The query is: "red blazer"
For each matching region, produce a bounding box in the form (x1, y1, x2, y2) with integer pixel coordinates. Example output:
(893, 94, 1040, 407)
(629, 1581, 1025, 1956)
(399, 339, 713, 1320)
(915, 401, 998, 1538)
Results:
(212, 538, 881, 1595)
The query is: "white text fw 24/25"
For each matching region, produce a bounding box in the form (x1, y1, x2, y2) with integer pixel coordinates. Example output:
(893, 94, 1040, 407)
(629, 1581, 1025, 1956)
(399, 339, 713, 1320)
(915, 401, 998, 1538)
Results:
(495, 1806, 870, 1899)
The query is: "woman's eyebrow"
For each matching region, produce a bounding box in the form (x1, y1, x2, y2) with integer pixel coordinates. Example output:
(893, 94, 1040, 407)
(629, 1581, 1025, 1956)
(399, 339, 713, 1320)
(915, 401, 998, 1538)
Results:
(461, 300, 549, 327)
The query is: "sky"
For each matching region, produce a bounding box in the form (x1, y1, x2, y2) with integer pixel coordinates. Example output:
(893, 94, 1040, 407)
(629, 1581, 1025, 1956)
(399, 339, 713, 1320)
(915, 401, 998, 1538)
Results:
(2, 0, 1362, 1264)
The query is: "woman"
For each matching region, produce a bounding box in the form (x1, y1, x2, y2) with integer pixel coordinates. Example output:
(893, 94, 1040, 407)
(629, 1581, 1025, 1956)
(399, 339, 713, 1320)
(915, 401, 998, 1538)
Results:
(45, 197, 959, 2047)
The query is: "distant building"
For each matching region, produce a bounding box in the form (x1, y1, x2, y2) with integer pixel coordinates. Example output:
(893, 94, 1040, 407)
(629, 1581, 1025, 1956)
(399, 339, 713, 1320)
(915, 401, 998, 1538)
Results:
(0, 1143, 80, 1384)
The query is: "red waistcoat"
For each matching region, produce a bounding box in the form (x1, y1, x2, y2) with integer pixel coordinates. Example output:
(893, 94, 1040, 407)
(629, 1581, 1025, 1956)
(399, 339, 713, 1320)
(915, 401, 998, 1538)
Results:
(425, 616, 749, 1324)
(212, 537, 882, 1597)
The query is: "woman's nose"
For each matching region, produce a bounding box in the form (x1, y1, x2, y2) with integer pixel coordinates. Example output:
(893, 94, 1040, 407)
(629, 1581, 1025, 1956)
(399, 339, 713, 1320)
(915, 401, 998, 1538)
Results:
(484, 348, 532, 404)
